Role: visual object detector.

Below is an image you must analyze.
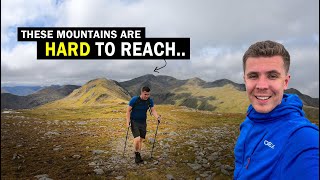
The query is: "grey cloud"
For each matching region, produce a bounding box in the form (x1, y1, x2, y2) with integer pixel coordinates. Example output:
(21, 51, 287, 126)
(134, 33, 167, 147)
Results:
(1, 0, 319, 98)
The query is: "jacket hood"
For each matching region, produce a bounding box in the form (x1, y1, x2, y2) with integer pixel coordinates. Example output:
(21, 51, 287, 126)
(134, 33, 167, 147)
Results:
(247, 94, 305, 122)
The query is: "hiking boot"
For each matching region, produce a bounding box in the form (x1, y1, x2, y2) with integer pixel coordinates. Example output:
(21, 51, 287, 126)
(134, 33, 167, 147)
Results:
(135, 152, 143, 164)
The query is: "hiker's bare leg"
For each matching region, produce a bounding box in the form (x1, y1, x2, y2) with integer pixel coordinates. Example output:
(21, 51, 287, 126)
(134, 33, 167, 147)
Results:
(134, 137, 141, 152)
(140, 138, 144, 151)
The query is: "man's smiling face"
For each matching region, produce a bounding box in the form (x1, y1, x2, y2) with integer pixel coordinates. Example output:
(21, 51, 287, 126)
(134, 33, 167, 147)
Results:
(244, 56, 290, 113)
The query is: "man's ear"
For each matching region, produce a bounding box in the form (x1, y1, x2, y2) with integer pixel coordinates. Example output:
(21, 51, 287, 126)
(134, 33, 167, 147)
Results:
(284, 74, 291, 90)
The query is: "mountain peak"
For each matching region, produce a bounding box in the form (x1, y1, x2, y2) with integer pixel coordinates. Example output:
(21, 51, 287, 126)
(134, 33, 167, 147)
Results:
(47, 77, 131, 107)
(285, 88, 319, 107)
(203, 79, 246, 91)
(86, 78, 111, 85)
(186, 77, 206, 86)
(140, 74, 157, 81)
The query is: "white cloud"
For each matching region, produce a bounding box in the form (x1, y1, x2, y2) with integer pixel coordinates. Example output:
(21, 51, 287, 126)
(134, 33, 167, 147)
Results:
(1, 0, 58, 44)
(1, 0, 319, 97)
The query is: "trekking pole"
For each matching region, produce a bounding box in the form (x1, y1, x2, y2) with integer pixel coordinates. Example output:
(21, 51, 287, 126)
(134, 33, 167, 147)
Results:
(151, 115, 161, 158)
(123, 121, 131, 157)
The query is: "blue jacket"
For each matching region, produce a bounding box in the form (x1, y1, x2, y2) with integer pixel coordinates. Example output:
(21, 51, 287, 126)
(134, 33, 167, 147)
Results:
(234, 94, 319, 179)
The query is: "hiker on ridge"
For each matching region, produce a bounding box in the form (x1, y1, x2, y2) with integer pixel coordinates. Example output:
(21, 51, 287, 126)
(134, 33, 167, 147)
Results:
(126, 86, 161, 164)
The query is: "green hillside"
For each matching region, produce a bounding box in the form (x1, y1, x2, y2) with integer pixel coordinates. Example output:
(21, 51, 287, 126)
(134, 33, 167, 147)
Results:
(40, 78, 131, 108)
(172, 84, 249, 113)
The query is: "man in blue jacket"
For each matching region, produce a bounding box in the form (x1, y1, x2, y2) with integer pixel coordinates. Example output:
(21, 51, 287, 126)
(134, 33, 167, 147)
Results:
(234, 40, 319, 179)
(126, 86, 161, 164)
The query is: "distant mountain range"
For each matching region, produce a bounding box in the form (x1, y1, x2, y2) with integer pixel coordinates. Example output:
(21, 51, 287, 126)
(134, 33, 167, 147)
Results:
(284, 88, 319, 108)
(120, 74, 318, 110)
(1, 88, 8, 93)
(1, 86, 43, 96)
(2, 75, 319, 116)
(1, 85, 80, 109)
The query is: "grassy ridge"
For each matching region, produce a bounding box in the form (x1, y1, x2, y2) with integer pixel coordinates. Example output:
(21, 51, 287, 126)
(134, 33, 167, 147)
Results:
(1, 104, 245, 179)
(174, 84, 249, 113)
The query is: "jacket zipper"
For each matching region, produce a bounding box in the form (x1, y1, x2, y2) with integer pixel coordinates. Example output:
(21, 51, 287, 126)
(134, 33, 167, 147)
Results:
(245, 131, 268, 170)
(242, 124, 254, 165)
(235, 123, 254, 179)
(246, 157, 250, 169)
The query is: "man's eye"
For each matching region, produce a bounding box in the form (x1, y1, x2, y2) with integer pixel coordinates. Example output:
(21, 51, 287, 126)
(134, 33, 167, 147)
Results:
(248, 74, 257, 79)
(268, 74, 278, 79)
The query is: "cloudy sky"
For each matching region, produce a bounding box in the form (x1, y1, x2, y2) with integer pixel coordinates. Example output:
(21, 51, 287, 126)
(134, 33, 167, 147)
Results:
(1, 0, 319, 97)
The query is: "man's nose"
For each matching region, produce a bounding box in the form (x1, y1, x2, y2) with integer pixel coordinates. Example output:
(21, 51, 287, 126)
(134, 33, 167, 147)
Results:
(256, 77, 269, 90)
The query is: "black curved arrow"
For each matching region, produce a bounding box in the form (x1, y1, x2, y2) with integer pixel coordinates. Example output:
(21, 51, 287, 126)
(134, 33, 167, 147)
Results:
(154, 59, 167, 73)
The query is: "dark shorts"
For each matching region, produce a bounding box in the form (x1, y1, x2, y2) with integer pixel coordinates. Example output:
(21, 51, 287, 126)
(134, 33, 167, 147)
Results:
(131, 120, 147, 139)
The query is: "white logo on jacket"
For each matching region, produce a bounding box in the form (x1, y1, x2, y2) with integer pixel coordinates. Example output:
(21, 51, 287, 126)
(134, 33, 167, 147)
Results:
(264, 140, 275, 149)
